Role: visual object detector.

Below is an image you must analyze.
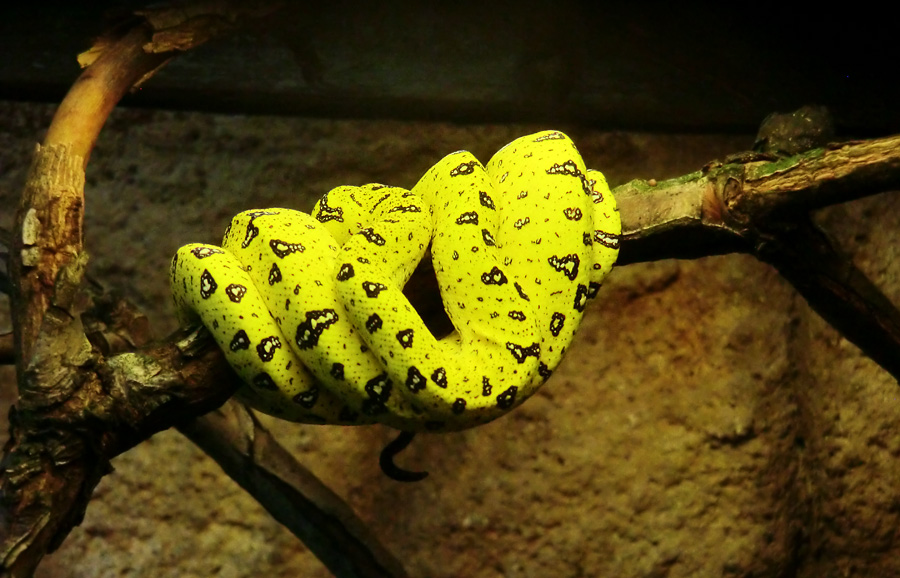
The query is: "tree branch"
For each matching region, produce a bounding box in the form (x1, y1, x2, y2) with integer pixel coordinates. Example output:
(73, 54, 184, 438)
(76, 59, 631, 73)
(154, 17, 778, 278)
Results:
(179, 403, 411, 578)
(614, 134, 900, 265)
(2, 6, 410, 578)
(612, 134, 900, 382)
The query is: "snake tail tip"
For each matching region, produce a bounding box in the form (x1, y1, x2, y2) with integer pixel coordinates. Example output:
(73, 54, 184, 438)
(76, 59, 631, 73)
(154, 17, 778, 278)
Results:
(380, 431, 429, 483)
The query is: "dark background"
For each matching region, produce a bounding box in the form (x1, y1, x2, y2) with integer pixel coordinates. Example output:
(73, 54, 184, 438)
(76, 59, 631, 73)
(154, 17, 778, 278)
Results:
(1, 2, 897, 134)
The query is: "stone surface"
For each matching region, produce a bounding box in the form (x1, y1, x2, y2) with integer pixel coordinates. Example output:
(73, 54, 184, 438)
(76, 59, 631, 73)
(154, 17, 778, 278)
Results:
(1, 100, 898, 577)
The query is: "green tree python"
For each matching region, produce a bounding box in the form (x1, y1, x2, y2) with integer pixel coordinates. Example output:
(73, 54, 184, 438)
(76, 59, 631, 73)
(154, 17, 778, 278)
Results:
(170, 130, 621, 480)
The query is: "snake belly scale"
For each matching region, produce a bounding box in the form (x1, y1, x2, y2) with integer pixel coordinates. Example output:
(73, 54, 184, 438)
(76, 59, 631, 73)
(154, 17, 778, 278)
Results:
(170, 130, 621, 433)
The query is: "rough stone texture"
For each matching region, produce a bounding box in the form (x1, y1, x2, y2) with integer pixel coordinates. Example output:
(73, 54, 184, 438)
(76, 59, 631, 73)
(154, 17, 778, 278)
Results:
(1, 100, 898, 577)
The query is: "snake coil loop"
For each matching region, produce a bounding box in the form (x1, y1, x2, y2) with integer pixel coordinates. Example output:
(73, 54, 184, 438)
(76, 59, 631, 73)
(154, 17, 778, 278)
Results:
(171, 130, 621, 446)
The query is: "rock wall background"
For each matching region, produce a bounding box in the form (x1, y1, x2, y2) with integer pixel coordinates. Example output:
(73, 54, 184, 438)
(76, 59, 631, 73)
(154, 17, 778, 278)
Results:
(1, 100, 898, 577)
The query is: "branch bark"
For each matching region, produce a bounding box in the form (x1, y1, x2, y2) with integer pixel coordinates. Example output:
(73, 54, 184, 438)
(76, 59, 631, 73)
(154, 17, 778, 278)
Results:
(179, 403, 411, 578)
(613, 135, 900, 382)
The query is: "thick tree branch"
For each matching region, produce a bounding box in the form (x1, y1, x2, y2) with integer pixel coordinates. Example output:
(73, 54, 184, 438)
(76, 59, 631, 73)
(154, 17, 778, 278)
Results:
(614, 134, 900, 265)
(612, 134, 900, 382)
(2, 22, 176, 578)
(179, 403, 410, 578)
(753, 217, 900, 379)
(2, 6, 407, 578)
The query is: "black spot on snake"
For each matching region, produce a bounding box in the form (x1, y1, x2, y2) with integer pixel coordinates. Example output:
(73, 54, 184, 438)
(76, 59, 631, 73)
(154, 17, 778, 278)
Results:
(514, 282, 529, 301)
(406, 366, 426, 392)
(455, 211, 479, 225)
(371, 193, 391, 212)
(252, 372, 278, 391)
(225, 283, 246, 303)
(479, 190, 495, 209)
(547, 254, 580, 281)
(496, 386, 518, 409)
(336, 263, 355, 281)
(549, 312, 566, 337)
(363, 281, 388, 298)
(190, 246, 222, 259)
(366, 313, 383, 333)
(538, 362, 553, 380)
(452, 398, 466, 414)
(396, 328, 415, 349)
(242, 210, 278, 248)
(315, 194, 344, 223)
(534, 131, 565, 141)
(431, 367, 448, 388)
(546, 160, 584, 179)
(361, 399, 388, 416)
(293, 387, 319, 408)
(331, 363, 345, 380)
(229, 330, 250, 351)
(256, 336, 281, 362)
(389, 204, 422, 213)
(268, 262, 283, 285)
(593, 229, 620, 250)
(481, 266, 508, 286)
(199, 270, 217, 299)
(360, 227, 386, 246)
(295, 309, 339, 349)
(506, 342, 540, 363)
(573, 284, 589, 312)
(365, 373, 392, 402)
(450, 160, 477, 176)
(270, 239, 305, 258)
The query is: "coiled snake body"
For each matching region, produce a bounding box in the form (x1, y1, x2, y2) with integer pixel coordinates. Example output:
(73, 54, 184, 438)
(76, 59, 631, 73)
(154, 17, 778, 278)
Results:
(171, 131, 620, 436)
